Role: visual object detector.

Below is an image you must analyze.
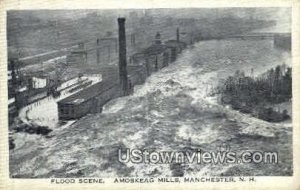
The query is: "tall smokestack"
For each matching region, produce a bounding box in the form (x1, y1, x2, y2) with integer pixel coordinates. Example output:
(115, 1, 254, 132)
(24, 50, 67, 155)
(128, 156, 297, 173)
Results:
(118, 17, 129, 96)
(96, 39, 100, 64)
(176, 28, 180, 42)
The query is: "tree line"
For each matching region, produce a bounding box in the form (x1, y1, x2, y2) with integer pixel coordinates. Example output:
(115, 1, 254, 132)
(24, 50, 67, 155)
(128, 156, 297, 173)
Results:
(219, 64, 292, 122)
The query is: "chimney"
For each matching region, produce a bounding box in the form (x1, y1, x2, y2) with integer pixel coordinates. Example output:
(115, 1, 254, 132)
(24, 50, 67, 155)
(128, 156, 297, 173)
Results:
(118, 17, 129, 96)
(155, 32, 162, 44)
(96, 39, 100, 64)
(176, 28, 180, 42)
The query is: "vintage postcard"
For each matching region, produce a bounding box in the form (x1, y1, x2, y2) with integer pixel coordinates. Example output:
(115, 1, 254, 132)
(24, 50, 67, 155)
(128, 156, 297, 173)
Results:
(0, 0, 299, 189)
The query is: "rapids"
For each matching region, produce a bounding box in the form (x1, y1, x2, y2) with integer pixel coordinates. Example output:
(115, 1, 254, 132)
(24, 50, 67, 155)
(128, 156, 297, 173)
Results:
(10, 39, 292, 177)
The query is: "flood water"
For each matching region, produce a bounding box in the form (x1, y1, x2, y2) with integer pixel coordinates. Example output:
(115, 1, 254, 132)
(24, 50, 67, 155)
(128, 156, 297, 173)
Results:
(10, 38, 292, 177)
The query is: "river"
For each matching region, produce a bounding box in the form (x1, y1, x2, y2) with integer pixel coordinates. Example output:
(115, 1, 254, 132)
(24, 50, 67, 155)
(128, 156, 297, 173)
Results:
(10, 38, 292, 177)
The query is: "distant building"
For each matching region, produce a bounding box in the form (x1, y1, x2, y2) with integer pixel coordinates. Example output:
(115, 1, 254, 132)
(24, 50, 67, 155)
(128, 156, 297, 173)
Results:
(131, 32, 170, 76)
(66, 43, 87, 65)
(8, 59, 29, 123)
(8, 59, 18, 123)
(165, 40, 186, 62)
(32, 76, 47, 89)
(66, 50, 87, 65)
(67, 39, 118, 65)
(130, 31, 186, 76)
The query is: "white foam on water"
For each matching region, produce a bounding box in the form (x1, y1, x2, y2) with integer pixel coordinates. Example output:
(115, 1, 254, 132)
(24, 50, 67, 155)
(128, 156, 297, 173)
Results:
(10, 38, 292, 177)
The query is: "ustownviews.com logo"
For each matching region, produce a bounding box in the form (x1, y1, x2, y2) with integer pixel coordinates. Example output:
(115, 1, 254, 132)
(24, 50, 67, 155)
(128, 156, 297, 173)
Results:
(118, 147, 278, 164)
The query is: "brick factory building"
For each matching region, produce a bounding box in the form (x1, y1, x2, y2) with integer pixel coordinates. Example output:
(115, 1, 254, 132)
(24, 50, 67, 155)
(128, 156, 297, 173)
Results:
(131, 29, 187, 76)
(57, 66, 146, 120)
(58, 20, 186, 120)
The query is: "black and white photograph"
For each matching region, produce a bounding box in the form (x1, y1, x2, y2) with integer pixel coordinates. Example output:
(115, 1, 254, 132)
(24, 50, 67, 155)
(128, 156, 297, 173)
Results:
(6, 7, 293, 179)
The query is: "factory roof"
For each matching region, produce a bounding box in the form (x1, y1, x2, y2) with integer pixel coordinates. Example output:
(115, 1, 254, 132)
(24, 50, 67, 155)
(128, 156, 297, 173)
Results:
(58, 66, 144, 105)
(142, 43, 168, 56)
(58, 77, 119, 105)
(135, 40, 186, 58)
(165, 40, 187, 48)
